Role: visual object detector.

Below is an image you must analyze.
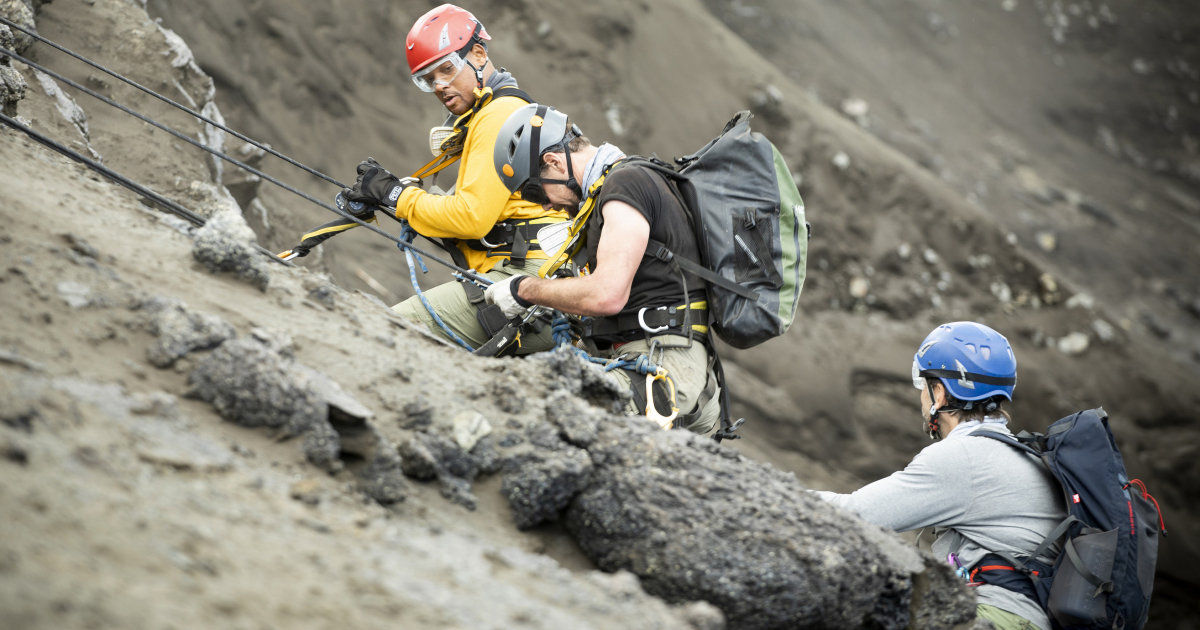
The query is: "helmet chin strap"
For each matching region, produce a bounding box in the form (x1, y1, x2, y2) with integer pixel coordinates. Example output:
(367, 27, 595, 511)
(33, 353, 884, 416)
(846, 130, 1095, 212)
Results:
(464, 57, 486, 90)
(563, 142, 582, 199)
(926, 404, 943, 441)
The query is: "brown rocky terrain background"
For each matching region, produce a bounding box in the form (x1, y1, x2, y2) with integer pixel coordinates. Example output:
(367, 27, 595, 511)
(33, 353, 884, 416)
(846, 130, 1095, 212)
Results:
(1, 0, 1198, 628)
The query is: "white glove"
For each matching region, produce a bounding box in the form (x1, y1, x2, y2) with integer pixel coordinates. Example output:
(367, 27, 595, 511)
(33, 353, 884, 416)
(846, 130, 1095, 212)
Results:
(484, 275, 532, 319)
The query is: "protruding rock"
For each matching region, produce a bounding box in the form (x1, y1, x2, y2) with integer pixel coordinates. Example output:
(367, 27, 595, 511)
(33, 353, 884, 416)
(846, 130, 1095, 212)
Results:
(0, 24, 27, 117)
(398, 431, 496, 510)
(0, 0, 36, 54)
(187, 332, 374, 473)
(501, 443, 593, 530)
(544, 390, 602, 448)
(452, 410, 491, 452)
(528, 347, 629, 414)
(143, 297, 236, 368)
(191, 209, 270, 291)
(564, 417, 977, 630)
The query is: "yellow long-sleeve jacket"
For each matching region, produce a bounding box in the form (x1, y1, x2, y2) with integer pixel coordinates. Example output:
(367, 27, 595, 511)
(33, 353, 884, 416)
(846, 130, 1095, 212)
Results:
(394, 95, 568, 273)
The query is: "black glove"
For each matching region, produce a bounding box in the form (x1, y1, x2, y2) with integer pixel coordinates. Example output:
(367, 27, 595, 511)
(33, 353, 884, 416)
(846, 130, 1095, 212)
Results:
(335, 191, 373, 218)
(344, 158, 419, 208)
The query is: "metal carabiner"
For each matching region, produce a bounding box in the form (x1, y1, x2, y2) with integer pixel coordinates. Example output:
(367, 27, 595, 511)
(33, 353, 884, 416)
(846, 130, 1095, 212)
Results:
(645, 368, 679, 430)
(638, 306, 669, 334)
(478, 222, 507, 249)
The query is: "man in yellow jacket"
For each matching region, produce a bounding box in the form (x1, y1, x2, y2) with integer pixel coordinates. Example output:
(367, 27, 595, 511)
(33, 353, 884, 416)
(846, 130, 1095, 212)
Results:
(343, 4, 567, 353)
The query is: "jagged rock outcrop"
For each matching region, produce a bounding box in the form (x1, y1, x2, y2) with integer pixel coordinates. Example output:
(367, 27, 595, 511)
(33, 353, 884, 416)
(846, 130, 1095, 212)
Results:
(562, 417, 974, 630)
(492, 350, 976, 630)
(398, 429, 500, 510)
(0, 24, 27, 117)
(501, 440, 594, 530)
(0, 0, 35, 54)
(185, 328, 406, 503)
(141, 297, 236, 368)
(190, 209, 270, 291)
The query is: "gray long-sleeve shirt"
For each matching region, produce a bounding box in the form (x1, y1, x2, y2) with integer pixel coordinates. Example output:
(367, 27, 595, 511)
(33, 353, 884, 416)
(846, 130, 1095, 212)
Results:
(815, 419, 1066, 629)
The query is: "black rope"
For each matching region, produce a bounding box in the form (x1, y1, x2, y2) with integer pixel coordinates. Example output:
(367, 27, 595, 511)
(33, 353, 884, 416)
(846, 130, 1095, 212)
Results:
(0, 15, 347, 189)
(1, 45, 491, 285)
(0, 111, 292, 266)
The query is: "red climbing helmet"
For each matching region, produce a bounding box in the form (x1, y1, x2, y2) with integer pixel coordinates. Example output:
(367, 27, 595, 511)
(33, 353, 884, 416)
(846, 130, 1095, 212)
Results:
(406, 4, 491, 90)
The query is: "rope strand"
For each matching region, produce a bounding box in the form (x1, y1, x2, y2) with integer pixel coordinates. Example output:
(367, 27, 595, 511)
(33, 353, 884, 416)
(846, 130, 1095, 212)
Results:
(0, 44, 492, 286)
(0, 15, 347, 189)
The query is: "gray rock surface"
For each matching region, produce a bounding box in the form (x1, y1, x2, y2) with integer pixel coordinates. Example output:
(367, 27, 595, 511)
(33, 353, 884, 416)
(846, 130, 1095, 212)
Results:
(489, 348, 974, 628)
(0, 25, 27, 117)
(142, 297, 236, 368)
(528, 347, 630, 414)
(559, 417, 975, 630)
(544, 389, 602, 447)
(397, 430, 499, 510)
(501, 442, 593, 530)
(190, 209, 270, 291)
(0, 0, 35, 54)
(186, 330, 386, 480)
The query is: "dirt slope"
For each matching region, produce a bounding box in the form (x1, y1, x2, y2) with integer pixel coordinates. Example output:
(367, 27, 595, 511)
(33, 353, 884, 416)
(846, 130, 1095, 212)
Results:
(0, 125, 721, 630)
(3, 0, 1199, 626)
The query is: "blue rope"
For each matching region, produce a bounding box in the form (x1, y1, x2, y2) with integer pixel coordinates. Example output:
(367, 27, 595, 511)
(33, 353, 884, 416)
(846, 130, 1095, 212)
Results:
(398, 221, 475, 352)
(551, 313, 659, 375)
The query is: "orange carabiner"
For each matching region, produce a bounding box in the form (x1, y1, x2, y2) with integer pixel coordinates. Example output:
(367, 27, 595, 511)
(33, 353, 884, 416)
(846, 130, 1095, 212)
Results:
(645, 368, 679, 430)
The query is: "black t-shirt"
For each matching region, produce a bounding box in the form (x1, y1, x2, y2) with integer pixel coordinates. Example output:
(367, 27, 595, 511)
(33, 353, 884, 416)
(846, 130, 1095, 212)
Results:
(585, 163, 707, 331)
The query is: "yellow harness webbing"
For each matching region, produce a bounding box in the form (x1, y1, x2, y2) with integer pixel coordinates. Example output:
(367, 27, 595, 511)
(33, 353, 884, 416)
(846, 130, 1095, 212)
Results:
(536, 160, 625, 278)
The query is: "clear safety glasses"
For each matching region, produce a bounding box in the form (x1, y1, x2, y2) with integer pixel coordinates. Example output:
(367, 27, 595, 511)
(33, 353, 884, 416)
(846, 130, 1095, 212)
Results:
(912, 359, 926, 390)
(412, 53, 467, 93)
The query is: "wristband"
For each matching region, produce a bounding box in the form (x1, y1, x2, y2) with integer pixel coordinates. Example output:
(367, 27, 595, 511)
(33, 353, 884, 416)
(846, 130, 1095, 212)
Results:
(510, 275, 534, 308)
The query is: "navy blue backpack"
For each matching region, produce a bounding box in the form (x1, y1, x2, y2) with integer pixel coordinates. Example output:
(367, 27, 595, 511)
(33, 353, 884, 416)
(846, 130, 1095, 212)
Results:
(971, 409, 1165, 630)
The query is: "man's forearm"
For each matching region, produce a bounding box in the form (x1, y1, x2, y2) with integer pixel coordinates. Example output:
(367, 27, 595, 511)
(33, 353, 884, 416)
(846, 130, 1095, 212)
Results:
(518, 275, 627, 317)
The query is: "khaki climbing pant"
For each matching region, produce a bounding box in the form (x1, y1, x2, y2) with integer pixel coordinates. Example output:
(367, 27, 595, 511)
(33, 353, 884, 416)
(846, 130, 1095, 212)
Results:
(975, 605, 1044, 630)
(392, 260, 556, 355)
(601, 335, 721, 435)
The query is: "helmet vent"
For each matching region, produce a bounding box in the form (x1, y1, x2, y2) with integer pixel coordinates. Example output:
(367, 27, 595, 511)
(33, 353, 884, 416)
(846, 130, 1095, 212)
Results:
(965, 343, 976, 354)
(507, 128, 523, 161)
(980, 346, 991, 360)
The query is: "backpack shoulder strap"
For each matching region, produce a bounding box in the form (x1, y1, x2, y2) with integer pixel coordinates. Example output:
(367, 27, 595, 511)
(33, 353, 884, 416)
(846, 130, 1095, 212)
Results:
(972, 428, 1043, 459)
(493, 86, 534, 104)
(646, 238, 757, 300)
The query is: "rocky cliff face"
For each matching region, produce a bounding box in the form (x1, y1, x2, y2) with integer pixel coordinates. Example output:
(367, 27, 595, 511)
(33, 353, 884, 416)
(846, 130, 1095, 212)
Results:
(1, 0, 1197, 627)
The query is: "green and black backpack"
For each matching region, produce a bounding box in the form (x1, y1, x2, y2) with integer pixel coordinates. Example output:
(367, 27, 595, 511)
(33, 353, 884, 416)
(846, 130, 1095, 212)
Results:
(635, 110, 809, 349)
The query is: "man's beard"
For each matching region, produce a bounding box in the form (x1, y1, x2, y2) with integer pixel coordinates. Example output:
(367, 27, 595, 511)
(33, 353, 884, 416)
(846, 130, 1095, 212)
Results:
(559, 190, 584, 217)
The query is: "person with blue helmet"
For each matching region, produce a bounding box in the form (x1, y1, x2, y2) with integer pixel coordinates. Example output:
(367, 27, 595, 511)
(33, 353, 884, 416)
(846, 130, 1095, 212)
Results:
(815, 322, 1067, 630)
(912, 321, 1018, 440)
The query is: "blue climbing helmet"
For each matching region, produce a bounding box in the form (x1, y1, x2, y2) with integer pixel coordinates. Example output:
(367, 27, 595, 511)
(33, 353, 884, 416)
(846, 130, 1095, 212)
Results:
(912, 322, 1017, 437)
